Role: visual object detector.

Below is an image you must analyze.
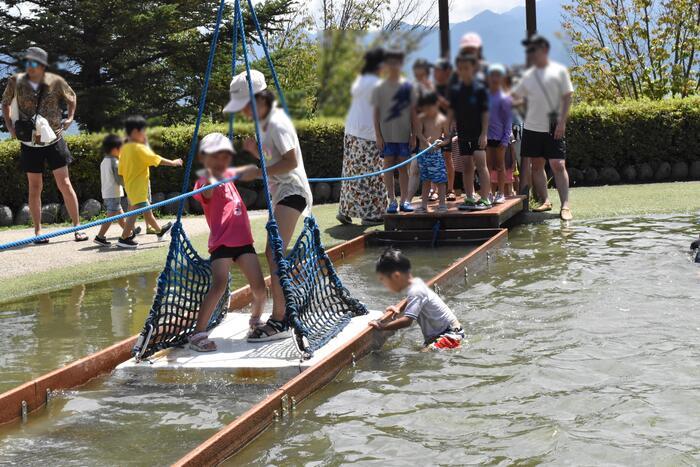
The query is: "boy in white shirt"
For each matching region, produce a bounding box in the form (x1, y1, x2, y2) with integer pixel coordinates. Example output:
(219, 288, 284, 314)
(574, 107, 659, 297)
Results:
(370, 248, 464, 350)
(94, 134, 139, 246)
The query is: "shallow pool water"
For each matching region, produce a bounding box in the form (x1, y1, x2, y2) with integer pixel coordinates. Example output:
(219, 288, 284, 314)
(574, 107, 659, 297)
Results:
(228, 214, 700, 466)
(0, 245, 468, 465)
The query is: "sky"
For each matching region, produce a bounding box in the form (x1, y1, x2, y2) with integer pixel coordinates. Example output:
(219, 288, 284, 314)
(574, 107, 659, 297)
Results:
(262, 0, 526, 24)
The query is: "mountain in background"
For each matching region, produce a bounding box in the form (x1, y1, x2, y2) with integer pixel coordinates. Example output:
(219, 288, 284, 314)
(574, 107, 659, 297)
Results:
(410, 0, 569, 68)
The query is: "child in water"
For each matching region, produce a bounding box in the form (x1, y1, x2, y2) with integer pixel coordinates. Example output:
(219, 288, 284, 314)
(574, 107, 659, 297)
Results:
(369, 248, 464, 350)
(188, 133, 266, 352)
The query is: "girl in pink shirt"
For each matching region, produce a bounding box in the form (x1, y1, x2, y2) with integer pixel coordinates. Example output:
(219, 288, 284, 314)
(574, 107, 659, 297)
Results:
(189, 133, 265, 352)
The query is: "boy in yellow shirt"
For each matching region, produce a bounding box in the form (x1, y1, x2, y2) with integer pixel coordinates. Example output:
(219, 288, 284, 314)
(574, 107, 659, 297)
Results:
(117, 115, 183, 249)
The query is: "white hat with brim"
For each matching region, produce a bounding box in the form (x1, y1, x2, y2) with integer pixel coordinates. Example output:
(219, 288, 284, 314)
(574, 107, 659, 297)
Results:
(223, 69, 267, 114)
(199, 132, 235, 155)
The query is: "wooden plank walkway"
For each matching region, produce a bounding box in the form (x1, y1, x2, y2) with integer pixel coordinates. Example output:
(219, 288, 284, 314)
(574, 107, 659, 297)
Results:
(384, 196, 526, 231)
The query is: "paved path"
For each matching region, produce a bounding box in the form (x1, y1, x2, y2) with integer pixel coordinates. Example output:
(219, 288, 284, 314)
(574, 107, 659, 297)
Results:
(0, 212, 266, 280)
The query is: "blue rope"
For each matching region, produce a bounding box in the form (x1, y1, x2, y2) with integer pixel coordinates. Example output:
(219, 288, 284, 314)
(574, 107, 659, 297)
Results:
(307, 142, 439, 183)
(228, 5, 240, 140)
(235, 0, 292, 321)
(237, 0, 367, 356)
(245, 0, 290, 116)
(236, 0, 274, 218)
(176, 0, 227, 220)
(0, 174, 240, 251)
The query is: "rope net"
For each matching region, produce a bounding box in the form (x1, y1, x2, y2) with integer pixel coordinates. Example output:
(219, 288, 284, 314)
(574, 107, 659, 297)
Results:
(133, 224, 230, 359)
(276, 217, 368, 355)
(132, 0, 367, 360)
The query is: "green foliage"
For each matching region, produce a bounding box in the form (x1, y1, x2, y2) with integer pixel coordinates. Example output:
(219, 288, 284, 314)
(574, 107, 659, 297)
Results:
(563, 0, 700, 102)
(567, 96, 700, 169)
(0, 0, 295, 132)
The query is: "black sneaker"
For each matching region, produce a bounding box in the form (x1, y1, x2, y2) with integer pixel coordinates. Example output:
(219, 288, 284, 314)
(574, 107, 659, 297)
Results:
(133, 226, 142, 236)
(93, 235, 111, 247)
(335, 213, 352, 225)
(157, 222, 173, 240)
(116, 237, 138, 249)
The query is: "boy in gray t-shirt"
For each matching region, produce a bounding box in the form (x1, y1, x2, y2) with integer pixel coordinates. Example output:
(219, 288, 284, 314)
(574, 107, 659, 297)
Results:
(370, 248, 464, 350)
(371, 49, 418, 215)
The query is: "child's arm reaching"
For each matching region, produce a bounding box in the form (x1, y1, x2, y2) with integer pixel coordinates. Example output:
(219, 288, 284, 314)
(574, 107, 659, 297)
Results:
(416, 118, 429, 147)
(369, 304, 413, 331)
(235, 164, 260, 182)
(370, 315, 413, 331)
(159, 158, 183, 167)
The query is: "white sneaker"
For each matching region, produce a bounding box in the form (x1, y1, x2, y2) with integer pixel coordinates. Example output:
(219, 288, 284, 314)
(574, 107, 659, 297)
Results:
(494, 193, 506, 204)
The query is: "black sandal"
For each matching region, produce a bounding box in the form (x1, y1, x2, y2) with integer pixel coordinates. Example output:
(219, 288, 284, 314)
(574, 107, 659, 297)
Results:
(246, 319, 290, 342)
(33, 238, 49, 245)
(74, 231, 88, 242)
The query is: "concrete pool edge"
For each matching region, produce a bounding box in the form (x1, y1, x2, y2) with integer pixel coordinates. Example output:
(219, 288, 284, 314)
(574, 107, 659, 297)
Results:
(174, 228, 509, 466)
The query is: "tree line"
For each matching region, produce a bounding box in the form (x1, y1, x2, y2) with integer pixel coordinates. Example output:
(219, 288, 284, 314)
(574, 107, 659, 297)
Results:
(0, 0, 696, 132)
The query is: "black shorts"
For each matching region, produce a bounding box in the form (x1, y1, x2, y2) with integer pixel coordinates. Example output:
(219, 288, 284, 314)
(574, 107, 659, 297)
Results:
(277, 194, 307, 213)
(458, 138, 482, 156)
(210, 244, 256, 262)
(521, 129, 567, 160)
(487, 139, 502, 148)
(19, 138, 72, 173)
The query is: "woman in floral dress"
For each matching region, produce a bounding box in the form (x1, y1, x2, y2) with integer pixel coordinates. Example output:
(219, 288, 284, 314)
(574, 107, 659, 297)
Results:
(337, 48, 386, 226)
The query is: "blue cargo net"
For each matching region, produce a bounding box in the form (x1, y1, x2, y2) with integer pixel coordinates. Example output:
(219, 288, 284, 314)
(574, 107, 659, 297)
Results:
(133, 0, 367, 360)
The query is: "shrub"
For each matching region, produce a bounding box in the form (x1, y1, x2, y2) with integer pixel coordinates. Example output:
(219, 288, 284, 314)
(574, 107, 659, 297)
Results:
(567, 97, 700, 169)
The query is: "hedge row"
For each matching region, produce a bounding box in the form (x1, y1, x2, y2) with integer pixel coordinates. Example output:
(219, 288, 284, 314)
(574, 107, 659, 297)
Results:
(0, 118, 345, 210)
(0, 97, 698, 209)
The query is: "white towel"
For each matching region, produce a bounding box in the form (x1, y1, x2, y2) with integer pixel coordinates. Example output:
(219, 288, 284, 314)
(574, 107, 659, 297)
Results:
(35, 115, 57, 143)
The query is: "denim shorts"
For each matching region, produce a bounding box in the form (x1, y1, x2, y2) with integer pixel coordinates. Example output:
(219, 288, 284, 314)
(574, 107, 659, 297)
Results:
(382, 142, 410, 158)
(103, 197, 124, 213)
(418, 150, 448, 183)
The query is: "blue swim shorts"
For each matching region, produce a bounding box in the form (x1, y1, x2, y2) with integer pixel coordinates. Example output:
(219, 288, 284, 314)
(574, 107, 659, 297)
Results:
(418, 149, 448, 183)
(382, 142, 410, 158)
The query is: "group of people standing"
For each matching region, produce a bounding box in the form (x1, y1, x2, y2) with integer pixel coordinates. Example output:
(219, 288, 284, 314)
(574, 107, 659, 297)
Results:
(337, 32, 574, 223)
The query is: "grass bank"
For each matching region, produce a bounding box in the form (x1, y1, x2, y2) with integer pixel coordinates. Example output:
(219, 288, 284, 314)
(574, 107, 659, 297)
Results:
(0, 204, 381, 305)
(1, 181, 698, 305)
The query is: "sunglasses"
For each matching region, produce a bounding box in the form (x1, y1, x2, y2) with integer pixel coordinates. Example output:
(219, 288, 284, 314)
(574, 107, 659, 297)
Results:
(25, 60, 41, 69)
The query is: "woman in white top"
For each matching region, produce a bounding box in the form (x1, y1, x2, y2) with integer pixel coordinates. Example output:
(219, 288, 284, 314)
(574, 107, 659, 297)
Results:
(224, 69, 313, 341)
(336, 48, 386, 226)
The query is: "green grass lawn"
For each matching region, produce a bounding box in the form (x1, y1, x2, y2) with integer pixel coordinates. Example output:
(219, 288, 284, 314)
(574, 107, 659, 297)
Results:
(545, 181, 700, 219)
(0, 204, 383, 305)
(1, 181, 698, 305)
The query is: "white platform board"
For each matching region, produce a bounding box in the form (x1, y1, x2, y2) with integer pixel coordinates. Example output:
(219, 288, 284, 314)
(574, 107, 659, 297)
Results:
(116, 310, 383, 377)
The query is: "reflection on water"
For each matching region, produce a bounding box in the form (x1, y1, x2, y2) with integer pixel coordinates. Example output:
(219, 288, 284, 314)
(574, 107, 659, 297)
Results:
(0, 273, 159, 392)
(0, 244, 466, 465)
(230, 214, 700, 466)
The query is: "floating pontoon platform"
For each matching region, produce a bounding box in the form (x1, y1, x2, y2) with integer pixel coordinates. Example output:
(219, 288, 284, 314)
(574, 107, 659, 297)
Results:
(116, 310, 384, 378)
(384, 195, 525, 231)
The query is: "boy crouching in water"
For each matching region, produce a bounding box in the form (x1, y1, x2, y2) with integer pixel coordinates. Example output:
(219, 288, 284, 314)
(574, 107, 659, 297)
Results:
(369, 248, 464, 350)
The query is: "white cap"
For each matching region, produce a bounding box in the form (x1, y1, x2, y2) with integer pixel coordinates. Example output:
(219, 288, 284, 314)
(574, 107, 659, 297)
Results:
(199, 132, 235, 155)
(223, 69, 267, 114)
